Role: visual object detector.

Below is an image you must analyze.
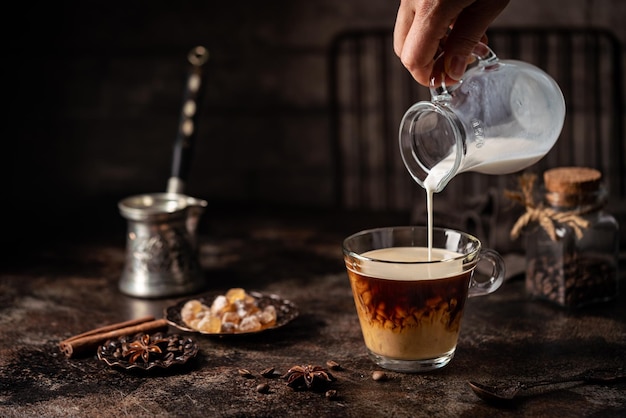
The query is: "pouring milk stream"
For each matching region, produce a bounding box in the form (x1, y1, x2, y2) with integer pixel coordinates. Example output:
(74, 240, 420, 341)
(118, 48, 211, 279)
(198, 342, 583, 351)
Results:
(400, 43, 565, 259)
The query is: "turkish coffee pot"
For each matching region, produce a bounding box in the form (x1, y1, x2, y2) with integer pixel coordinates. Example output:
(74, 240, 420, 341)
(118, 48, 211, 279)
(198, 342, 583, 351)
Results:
(119, 46, 210, 298)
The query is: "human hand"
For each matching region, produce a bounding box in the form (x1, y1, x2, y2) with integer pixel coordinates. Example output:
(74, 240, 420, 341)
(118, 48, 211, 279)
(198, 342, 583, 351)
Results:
(393, 0, 510, 86)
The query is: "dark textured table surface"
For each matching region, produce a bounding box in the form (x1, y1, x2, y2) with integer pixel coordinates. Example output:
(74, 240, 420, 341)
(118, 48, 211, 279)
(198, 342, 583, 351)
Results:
(2, 209, 625, 417)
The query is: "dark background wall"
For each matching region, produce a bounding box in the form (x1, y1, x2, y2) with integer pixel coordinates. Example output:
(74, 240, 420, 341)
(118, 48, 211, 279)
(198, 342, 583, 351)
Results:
(6, 1, 625, 239)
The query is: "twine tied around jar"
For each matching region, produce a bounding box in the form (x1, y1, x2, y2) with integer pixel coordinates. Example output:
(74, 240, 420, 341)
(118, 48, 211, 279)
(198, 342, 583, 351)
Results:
(505, 173, 589, 241)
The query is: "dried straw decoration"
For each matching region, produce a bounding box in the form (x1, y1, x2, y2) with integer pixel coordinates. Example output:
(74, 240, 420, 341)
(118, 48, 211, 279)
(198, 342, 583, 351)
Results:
(505, 173, 589, 241)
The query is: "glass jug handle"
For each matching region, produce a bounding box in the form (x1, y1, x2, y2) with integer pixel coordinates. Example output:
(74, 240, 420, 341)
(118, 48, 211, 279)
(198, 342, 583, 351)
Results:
(430, 42, 499, 99)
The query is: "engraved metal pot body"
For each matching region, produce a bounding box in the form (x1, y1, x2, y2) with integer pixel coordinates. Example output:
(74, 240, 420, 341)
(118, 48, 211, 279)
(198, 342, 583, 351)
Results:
(118, 193, 208, 298)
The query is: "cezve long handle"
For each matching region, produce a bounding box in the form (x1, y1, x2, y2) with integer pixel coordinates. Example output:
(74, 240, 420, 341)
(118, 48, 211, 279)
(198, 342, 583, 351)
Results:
(167, 46, 210, 194)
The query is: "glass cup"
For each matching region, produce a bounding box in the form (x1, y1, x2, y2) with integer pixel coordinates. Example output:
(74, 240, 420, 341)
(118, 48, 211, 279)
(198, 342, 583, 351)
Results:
(342, 226, 505, 372)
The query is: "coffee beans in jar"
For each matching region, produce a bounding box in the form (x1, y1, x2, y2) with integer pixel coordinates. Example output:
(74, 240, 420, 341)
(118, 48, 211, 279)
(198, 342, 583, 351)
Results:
(524, 167, 619, 308)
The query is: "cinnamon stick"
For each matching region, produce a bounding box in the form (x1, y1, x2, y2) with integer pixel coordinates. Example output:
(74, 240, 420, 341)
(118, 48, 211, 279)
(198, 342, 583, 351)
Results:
(62, 315, 155, 343)
(59, 317, 169, 358)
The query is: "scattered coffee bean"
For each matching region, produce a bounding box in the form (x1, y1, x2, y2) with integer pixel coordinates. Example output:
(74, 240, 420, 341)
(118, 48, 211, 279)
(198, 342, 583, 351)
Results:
(238, 369, 254, 378)
(372, 371, 387, 381)
(325, 389, 338, 400)
(256, 383, 270, 394)
(326, 360, 341, 371)
(261, 367, 275, 378)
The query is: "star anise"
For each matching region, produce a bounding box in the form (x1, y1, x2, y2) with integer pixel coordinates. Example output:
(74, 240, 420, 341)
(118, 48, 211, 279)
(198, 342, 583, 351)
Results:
(281, 365, 335, 390)
(122, 334, 168, 364)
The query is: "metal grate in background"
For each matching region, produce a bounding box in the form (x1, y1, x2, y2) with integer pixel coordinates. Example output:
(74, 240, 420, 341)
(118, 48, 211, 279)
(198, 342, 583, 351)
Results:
(328, 29, 429, 212)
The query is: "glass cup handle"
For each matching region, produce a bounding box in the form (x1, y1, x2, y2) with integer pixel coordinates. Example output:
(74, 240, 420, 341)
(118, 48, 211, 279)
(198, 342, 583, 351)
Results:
(468, 248, 505, 297)
(430, 42, 499, 98)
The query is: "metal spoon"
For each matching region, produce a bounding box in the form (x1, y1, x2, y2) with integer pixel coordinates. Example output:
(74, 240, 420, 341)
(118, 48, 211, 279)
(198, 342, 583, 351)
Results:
(468, 368, 626, 404)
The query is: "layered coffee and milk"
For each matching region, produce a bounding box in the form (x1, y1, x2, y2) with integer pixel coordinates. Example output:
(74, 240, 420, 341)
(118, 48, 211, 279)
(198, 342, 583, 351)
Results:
(346, 247, 471, 360)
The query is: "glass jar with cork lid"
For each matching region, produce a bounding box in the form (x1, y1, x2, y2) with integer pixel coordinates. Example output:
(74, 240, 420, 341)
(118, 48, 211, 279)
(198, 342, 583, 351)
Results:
(524, 166, 619, 308)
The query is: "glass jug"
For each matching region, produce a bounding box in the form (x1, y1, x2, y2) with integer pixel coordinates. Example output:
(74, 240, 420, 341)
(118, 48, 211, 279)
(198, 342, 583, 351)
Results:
(399, 43, 565, 193)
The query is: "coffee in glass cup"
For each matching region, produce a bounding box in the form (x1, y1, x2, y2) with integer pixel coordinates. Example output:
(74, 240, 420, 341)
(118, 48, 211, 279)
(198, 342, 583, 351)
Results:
(343, 226, 504, 372)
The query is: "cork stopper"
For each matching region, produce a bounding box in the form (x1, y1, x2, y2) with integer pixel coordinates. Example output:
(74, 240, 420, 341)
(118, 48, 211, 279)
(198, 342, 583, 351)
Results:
(544, 167, 602, 207)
